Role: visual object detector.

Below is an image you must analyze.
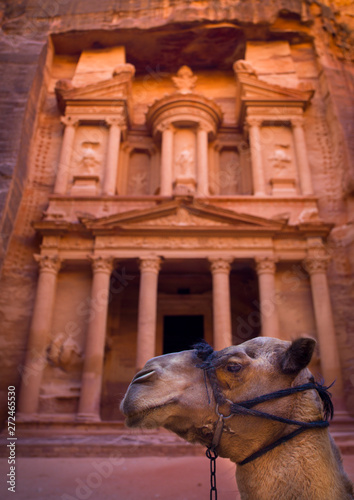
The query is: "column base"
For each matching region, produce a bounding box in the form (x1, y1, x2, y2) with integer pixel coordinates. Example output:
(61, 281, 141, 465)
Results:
(16, 412, 38, 423)
(76, 412, 101, 423)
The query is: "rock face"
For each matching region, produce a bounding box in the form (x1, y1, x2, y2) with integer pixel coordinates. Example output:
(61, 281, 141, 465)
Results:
(0, 0, 353, 425)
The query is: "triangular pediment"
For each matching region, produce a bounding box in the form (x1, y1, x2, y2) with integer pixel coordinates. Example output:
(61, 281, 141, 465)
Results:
(235, 71, 314, 125)
(55, 68, 134, 113)
(81, 199, 285, 232)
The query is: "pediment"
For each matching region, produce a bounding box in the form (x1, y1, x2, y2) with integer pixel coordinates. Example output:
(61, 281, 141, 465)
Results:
(235, 71, 314, 125)
(55, 67, 134, 113)
(81, 199, 285, 233)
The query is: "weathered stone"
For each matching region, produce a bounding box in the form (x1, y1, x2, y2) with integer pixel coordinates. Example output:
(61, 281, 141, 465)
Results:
(0, 0, 353, 432)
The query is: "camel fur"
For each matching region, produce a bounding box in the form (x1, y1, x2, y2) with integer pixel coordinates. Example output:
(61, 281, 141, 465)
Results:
(121, 337, 353, 499)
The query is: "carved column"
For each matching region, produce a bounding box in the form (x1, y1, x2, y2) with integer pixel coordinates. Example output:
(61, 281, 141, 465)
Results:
(160, 125, 174, 196)
(54, 116, 79, 195)
(209, 257, 233, 350)
(292, 117, 313, 195)
(136, 257, 161, 370)
(103, 117, 123, 196)
(255, 257, 280, 338)
(197, 124, 209, 196)
(17, 255, 61, 417)
(246, 117, 266, 196)
(304, 257, 343, 398)
(77, 256, 114, 421)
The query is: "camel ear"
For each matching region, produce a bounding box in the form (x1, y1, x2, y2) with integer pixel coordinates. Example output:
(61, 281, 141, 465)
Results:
(280, 338, 316, 375)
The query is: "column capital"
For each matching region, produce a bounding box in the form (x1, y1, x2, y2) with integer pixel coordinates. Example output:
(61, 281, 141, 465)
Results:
(291, 116, 304, 128)
(60, 116, 79, 127)
(139, 256, 161, 274)
(106, 115, 126, 128)
(255, 256, 277, 275)
(198, 122, 210, 133)
(157, 122, 175, 134)
(209, 257, 233, 274)
(245, 116, 263, 128)
(89, 255, 115, 274)
(34, 254, 61, 274)
(303, 256, 331, 275)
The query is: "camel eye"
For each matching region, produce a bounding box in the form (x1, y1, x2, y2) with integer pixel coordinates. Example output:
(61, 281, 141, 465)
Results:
(226, 363, 242, 374)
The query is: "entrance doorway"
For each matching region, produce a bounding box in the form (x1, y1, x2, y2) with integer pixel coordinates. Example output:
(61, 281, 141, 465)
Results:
(163, 315, 204, 354)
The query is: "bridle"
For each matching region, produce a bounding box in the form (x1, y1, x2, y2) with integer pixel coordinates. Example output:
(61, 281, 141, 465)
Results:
(194, 343, 334, 500)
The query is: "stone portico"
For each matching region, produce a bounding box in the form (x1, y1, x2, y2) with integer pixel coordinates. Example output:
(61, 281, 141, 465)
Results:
(15, 42, 348, 424)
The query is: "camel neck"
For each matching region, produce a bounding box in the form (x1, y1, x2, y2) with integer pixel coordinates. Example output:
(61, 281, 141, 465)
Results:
(234, 428, 352, 499)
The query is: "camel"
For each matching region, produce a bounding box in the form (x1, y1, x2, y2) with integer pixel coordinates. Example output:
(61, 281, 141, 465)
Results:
(121, 337, 354, 499)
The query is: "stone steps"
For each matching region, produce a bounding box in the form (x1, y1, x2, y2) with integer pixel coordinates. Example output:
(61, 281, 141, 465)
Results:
(2, 419, 353, 458)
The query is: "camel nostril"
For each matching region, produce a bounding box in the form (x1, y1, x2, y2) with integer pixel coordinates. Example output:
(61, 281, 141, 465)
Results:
(132, 369, 156, 384)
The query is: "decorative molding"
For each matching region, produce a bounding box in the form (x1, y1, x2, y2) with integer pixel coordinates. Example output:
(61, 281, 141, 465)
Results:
(34, 254, 61, 274)
(234, 65, 314, 127)
(146, 93, 223, 139)
(95, 235, 269, 250)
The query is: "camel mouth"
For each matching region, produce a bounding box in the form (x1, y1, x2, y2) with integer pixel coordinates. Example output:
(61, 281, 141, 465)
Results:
(123, 399, 176, 428)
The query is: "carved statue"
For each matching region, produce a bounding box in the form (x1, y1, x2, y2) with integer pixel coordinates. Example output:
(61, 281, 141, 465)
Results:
(129, 171, 148, 194)
(268, 144, 292, 175)
(47, 333, 82, 370)
(79, 142, 101, 173)
(176, 147, 195, 178)
(172, 66, 197, 94)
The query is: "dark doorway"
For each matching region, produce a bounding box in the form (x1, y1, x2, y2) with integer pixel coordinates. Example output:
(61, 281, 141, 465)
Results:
(163, 315, 204, 354)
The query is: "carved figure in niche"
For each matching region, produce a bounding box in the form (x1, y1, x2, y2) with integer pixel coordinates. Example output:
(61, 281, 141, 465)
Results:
(79, 141, 101, 174)
(219, 160, 239, 194)
(176, 147, 195, 178)
(129, 171, 148, 195)
(47, 333, 82, 371)
(268, 144, 292, 176)
(172, 66, 197, 94)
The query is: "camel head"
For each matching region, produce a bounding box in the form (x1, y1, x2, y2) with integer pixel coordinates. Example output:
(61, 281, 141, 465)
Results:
(121, 337, 321, 462)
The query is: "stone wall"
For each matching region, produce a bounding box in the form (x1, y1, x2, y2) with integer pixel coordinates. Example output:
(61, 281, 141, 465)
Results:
(0, 0, 353, 421)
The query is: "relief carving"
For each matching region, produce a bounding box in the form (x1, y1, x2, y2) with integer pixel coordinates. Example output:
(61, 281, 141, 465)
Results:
(176, 148, 195, 178)
(268, 144, 292, 176)
(129, 171, 148, 195)
(233, 60, 257, 77)
(172, 66, 197, 94)
(47, 333, 83, 370)
(79, 141, 101, 174)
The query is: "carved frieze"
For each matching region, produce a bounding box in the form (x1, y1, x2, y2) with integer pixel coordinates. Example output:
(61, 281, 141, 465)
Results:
(95, 235, 271, 251)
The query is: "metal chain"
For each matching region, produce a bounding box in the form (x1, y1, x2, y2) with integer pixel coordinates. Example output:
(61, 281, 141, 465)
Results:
(206, 448, 218, 500)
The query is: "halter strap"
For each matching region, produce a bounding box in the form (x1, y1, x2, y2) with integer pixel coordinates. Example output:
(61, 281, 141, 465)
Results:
(206, 378, 333, 465)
